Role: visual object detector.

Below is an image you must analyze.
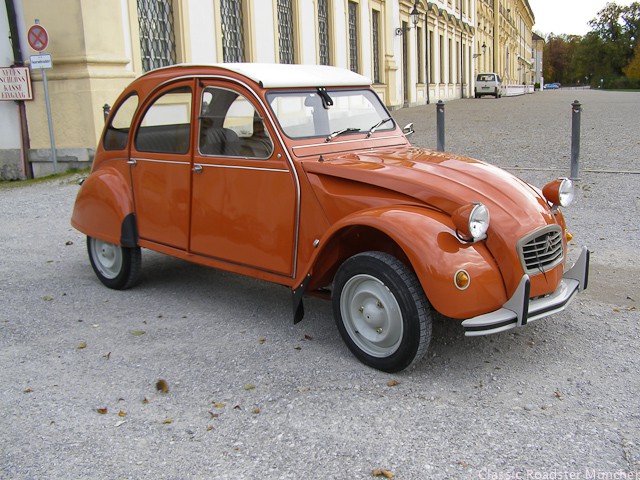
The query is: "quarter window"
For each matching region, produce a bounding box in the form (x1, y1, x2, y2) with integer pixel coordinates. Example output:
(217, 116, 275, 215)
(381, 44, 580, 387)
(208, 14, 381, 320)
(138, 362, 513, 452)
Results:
(104, 94, 139, 151)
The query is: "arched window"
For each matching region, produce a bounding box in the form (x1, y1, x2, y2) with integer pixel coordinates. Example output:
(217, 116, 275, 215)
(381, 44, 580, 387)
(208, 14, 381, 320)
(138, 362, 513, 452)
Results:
(318, 0, 330, 65)
(220, 0, 245, 62)
(277, 0, 296, 64)
(137, 0, 176, 72)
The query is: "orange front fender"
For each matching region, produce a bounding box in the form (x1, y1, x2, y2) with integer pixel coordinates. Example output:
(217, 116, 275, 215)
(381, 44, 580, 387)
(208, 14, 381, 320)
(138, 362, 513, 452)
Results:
(71, 167, 135, 246)
(306, 205, 508, 319)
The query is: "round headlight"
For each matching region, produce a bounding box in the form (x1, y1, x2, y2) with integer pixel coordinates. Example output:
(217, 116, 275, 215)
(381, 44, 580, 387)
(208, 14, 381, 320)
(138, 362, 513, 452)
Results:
(469, 203, 490, 239)
(543, 178, 574, 207)
(453, 202, 490, 242)
(558, 178, 574, 206)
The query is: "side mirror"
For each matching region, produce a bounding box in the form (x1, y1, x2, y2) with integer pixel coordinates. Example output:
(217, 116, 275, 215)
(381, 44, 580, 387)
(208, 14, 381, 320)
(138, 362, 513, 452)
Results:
(402, 123, 415, 137)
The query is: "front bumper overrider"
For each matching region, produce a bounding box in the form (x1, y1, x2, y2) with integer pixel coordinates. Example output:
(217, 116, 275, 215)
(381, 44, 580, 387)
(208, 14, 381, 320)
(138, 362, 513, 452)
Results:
(462, 246, 590, 336)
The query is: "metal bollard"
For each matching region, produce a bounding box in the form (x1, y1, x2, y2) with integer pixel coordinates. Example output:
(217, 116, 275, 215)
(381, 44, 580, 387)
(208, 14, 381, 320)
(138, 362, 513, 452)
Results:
(103, 103, 111, 123)
(436, 100, 445, 152)
(570, 100, 581, 180)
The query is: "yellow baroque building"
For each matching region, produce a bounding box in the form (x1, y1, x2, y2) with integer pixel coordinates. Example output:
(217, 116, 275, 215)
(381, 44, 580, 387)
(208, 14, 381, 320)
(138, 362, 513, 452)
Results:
(0, 0, 537, 178)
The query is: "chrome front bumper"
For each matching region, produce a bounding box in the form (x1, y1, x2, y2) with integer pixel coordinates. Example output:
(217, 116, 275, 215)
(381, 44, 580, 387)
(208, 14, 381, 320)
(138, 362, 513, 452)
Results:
(462, 246, 590, 336)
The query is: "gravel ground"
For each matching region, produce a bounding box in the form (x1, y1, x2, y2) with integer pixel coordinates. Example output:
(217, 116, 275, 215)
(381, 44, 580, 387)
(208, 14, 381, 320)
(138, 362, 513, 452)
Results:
(1, 89, 639, 480)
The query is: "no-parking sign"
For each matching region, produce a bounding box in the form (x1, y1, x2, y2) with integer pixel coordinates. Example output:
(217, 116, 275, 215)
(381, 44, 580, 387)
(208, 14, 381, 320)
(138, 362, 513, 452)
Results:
(28, 24, 49, 52)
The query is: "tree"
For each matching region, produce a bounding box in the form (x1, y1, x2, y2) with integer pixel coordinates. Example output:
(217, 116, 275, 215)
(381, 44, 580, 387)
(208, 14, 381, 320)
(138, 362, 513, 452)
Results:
(624, 43, 640, 79)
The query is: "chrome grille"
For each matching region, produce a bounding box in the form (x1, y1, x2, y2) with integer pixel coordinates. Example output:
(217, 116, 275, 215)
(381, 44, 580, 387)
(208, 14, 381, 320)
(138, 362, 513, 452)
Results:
(517, 225, 564, 275)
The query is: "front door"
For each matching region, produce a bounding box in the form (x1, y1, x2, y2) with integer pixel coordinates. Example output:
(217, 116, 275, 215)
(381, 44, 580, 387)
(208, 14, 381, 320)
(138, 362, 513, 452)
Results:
(190, 81, 298, 277)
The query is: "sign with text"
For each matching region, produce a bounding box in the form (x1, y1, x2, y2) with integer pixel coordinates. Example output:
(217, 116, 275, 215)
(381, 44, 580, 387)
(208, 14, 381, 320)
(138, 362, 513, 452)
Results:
(0, 66, 33, 101)
(30, 54, 53, 70)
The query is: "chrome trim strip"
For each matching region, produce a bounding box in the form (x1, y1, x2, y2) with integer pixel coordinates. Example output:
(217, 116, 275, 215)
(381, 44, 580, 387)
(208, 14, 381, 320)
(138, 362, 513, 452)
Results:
(196, 163, 288, 173)
(131, 157, 190, 166)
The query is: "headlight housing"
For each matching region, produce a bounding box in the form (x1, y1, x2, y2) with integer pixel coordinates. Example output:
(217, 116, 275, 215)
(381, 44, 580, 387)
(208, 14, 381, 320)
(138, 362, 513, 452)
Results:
(453, 202, 490, 242)
(543, 178, 574, 207)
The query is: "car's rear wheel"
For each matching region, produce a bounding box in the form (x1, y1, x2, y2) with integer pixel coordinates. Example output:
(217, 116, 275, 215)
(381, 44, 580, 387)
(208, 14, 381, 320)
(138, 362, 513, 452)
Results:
(332, 251, 432, 372)
(87, 236, 141, 290)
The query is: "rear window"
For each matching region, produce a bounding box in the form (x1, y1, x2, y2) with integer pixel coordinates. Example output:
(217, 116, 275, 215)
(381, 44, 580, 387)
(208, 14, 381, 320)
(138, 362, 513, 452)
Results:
(103, 94, 139, 151)
(477, 74, 496, 82)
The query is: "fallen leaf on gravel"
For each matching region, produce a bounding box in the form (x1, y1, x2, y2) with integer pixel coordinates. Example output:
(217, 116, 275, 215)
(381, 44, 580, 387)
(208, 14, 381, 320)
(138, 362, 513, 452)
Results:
(77, 341, 87, 350)
(304, 334, 313, 341)
(142, 397, 149, 404)
(162, 418, 173, 424)
(243, 384, 256, 390)
(457, 460, 470, 468)
(118, 410, 127, 417)
(103, 352, 111, 360)
(251, 407, 261, 414)
(372, 469, 395, 478)
(96, 408, 108, 415)
(257, 337, 266, 344)
(114, 420, 126, 427)
(212, 403, 225, 408)
(294, 346, 302, 350)
(130, 330, 146, 336)
(208, 412, 220, 419)
(555, 391, 563, 400)
(65, 241, 74, 246)
(233, 405, 242, 410)
(156, 379, 169, 393)
(23, 388, 33, 394)
(387, 380, 400, 387)
(613, 308, 620, 313)
(207, 425, 214, 431)
(43, 295, 53, 302)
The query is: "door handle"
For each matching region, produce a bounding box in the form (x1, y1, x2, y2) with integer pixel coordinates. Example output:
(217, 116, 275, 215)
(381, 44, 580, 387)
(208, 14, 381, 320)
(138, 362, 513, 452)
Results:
(127, 159, 137, 166)
(193, 164, 203, 173)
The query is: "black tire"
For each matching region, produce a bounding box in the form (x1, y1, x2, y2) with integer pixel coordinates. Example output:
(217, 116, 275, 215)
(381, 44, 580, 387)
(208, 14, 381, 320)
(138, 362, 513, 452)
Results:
(332, 251, 432, 372)
(87, 236, 141, 290)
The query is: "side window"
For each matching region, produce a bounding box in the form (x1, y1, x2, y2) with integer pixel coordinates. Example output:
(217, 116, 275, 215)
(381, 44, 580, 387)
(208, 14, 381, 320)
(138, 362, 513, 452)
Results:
(103, 94, 139, 151)
(134, 86, 192, 154)
(199, 87, 273, 159)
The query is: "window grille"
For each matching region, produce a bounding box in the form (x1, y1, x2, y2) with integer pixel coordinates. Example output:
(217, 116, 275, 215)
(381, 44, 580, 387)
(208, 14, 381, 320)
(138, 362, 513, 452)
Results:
(137, 0, 177, 72)
(318, 0, 330, 65)
(277, 0, 295, 64)
(348, 1, 358, 72)
(220, 0, 245, 62)
(372, 9, 380, 82)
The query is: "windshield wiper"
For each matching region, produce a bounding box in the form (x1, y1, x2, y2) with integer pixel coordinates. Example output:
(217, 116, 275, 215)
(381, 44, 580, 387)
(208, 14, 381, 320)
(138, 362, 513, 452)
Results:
(366, 117, 392, 138)
(325, 127, 360, 142)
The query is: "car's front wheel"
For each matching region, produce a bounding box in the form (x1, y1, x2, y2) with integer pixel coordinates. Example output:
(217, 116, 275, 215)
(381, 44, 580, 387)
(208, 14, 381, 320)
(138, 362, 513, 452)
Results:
(332, 251, 432, 372)
(87, 236, 141, 290)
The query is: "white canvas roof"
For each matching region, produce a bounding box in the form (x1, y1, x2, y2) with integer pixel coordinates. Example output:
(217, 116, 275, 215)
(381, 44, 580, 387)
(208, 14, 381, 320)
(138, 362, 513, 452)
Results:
(216, 63, 372, 88)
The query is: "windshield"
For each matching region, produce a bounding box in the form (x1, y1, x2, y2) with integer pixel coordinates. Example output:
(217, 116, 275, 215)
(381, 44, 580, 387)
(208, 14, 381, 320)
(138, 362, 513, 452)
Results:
(266, 89, 394, 139)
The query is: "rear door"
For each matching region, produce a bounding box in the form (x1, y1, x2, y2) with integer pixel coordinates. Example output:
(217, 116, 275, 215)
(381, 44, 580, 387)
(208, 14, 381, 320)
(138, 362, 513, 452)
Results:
(190, 80, 298, 276)
(129, 81, 194, 250)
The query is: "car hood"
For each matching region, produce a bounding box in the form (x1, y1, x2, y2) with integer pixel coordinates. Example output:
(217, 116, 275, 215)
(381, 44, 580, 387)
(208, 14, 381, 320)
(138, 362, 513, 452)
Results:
(302, 147, 563, 292)
(303, 146, 554, 228)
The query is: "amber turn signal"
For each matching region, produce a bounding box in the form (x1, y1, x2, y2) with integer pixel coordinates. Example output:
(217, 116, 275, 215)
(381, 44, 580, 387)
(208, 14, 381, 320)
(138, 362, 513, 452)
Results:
(454, 270, 471, 290)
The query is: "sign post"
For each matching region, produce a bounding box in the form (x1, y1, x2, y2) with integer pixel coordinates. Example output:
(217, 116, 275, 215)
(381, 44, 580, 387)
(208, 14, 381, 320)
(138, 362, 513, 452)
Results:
(28, 21, 57, 174)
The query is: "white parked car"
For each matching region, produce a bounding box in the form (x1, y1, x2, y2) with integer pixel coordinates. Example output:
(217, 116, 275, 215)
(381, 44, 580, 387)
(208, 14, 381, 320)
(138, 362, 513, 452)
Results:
(475, 73, 503, 98)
